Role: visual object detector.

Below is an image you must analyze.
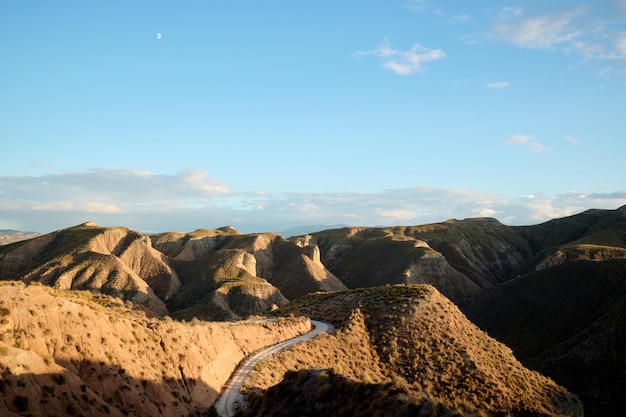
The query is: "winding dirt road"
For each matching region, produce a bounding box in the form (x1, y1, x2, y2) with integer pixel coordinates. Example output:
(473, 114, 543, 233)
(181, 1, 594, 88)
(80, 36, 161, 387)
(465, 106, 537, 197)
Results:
(214, 320, 331, 417)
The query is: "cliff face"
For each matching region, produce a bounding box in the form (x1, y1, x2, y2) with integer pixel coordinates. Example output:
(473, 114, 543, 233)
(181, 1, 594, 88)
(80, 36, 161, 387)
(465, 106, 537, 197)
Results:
(0, 282, 310, 417)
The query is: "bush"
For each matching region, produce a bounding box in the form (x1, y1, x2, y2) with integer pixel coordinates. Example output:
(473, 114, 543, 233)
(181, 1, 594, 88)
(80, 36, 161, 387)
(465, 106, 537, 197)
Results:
(13, 395, 29, 412)
(53, 374, 66, 385)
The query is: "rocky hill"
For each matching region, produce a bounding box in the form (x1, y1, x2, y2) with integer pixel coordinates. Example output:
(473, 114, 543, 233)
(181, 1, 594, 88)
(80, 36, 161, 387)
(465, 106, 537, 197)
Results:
(0, 222, 345, 320)
(239, 285, 583, 417)
(0, 281, 310, 417)
(292, 205, 626, 305)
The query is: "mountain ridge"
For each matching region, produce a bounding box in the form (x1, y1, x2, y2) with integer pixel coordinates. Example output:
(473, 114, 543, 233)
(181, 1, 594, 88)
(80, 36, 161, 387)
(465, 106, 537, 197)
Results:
(1, 206, 626, 415)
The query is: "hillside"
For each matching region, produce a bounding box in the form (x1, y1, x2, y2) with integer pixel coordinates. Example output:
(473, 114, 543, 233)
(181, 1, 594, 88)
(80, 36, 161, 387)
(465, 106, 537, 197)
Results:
(293, 206, 626, 306)
(239, 285, 583, 417)
(0, 281, 310, 417)
(465, 259, 626, 416)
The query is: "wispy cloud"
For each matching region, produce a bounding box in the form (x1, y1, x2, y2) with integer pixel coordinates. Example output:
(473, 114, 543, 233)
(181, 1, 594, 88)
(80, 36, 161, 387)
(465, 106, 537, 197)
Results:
(0, 170, 624, 233)
(0, 169, 228, 214)
(505, 134, 551, 152)
(491, 7, 587, 49)
(484, 4, 626, 76)
(485, 81, 510, 89)
(353, 37, 445, 75)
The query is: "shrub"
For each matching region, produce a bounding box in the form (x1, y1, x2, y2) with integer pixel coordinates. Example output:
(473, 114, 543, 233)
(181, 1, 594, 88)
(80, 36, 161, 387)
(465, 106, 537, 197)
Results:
(13, 395, 29, 412)
(53, 374, 66, 385)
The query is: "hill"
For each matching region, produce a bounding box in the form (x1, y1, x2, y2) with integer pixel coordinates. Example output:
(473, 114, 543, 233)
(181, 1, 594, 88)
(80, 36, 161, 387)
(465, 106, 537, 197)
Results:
(239, 285, 583, 417)
(0, 281, 310, 417)
(292, 206, 626, 306)
(465, 259, 626, 416)
(0, 222, 345, 320)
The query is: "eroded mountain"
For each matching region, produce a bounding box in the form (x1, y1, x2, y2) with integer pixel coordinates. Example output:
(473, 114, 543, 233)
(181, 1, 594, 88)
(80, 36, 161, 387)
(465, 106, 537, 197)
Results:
(0, 222, 345, 320)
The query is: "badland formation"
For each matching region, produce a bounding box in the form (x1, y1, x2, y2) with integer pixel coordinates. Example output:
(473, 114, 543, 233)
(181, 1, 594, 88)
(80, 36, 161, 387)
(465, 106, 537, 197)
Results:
(0, 205, 625, 416)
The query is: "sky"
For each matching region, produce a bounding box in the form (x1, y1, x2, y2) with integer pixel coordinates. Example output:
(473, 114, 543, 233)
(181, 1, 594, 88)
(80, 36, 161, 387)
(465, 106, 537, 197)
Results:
(1, 0, 626, 234)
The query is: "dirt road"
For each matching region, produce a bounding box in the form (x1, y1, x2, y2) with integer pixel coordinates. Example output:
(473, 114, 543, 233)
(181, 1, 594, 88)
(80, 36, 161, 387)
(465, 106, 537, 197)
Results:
(214, 320, 331, 417)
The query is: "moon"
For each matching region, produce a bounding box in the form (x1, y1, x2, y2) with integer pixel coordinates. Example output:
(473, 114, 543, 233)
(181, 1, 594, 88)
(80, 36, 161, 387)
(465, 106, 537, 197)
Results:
(156, 32, 162, 40)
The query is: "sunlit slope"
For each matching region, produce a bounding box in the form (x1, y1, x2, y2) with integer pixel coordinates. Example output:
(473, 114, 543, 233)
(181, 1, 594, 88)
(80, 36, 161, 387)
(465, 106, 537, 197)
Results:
(241, 285, 582, 417)
(0, 223, 346, 320)
(0, 282, 310, 417)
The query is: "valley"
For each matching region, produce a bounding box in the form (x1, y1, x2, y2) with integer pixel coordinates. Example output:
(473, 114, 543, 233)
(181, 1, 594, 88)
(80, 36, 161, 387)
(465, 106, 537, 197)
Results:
(0, 205, 625, 416)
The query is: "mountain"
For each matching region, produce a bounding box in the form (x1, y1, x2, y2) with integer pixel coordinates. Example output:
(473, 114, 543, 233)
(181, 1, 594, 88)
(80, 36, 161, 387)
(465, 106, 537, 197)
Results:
(0, 222, 345, 320)
(278, 224, 349, 238)
(291, 206, 626, 306)
(0, 229, 41, 246)
(1, 206, 625, 414)
(0, 281, 310, 417)
(239, 285, 583, 417)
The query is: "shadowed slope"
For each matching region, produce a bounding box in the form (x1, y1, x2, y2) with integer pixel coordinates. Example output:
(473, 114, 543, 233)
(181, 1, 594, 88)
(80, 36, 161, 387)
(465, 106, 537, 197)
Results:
(465, 259, 626, 416)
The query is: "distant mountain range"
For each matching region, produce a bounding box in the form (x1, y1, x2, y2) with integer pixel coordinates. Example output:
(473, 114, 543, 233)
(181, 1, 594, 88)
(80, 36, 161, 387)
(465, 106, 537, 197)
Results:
(0, 205, 625, 416)
(0, 229, 41, 245)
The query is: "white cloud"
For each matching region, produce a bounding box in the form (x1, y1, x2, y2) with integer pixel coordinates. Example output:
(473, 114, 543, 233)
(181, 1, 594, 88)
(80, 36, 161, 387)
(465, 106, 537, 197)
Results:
(354, 37, 445, 75)
(504, 134, 551, 152)
(466, 4, 626, 79)
(570, 41, 607, 62)
(473, 207, 497, 217)
(485, 81, 510, 89)
(378, 209, 415, 220)
(491, 7, 586, 49)
(0, 170, 625, 234)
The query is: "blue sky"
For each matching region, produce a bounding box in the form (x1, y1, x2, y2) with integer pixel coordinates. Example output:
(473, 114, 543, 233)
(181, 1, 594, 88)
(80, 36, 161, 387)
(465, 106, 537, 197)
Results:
(1, 0, 625, 234)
